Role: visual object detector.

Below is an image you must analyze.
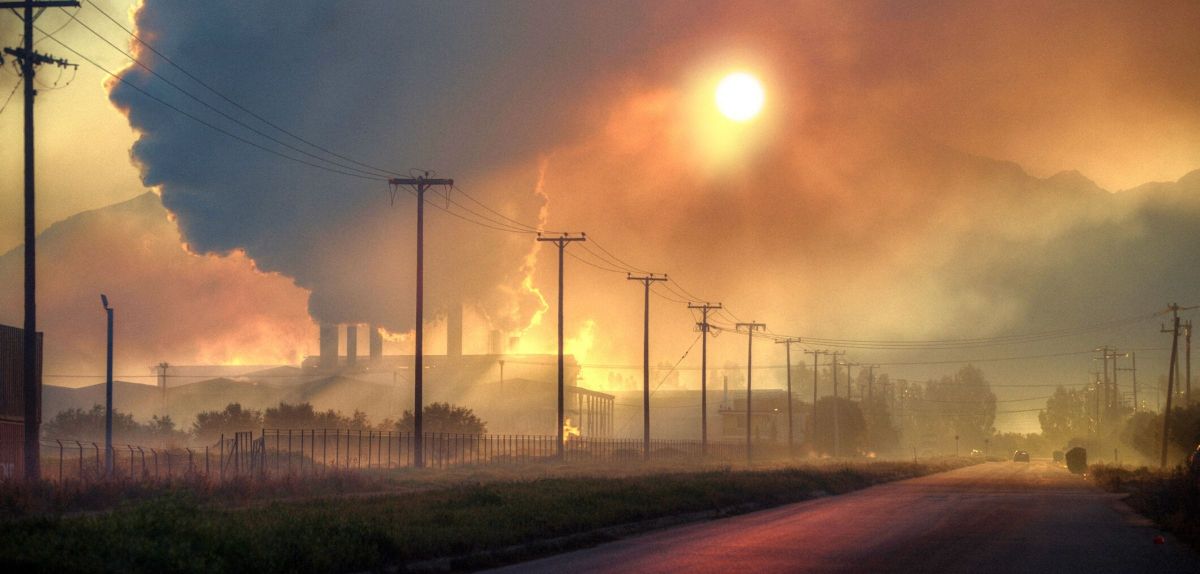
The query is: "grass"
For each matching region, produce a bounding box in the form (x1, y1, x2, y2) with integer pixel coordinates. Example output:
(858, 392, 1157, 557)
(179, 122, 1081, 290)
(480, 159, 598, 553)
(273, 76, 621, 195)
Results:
(1091, 464, 1200, 552)
(0, 458, 978, 573)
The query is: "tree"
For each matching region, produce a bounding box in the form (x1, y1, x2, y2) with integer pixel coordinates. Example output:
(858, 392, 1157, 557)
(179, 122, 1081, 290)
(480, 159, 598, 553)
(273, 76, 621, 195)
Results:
(43, 405, 185, 445)
(862, 393, 900, 455)
(192, 403, 263, 443)
(908, 365, 997, 454)
(809, 397, 866, 456)
(395, 402, 487, 434)
(263, 402, 357, 429)
(1039, 385, 1090, 448)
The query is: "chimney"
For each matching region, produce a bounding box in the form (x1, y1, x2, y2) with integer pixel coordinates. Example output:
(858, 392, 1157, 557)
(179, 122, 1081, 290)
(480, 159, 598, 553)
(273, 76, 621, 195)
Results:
(346, 324, 358, 366)
(447, 304, 463, 358)
(319, 323, 338, 370)
(369, 323, 383, 362)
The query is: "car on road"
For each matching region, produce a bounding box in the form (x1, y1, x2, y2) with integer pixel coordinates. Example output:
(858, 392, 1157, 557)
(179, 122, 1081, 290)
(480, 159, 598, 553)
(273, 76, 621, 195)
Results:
(1013, 450, 1030, 462)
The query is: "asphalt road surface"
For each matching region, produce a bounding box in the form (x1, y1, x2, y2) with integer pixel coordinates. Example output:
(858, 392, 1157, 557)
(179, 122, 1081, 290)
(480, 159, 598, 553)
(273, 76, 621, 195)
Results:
(488, 461, 1200, 574)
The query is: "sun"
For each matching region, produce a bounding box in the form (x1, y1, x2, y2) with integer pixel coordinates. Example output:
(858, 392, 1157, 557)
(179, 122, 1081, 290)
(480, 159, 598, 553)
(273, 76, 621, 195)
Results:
(715, 72, 764, 122)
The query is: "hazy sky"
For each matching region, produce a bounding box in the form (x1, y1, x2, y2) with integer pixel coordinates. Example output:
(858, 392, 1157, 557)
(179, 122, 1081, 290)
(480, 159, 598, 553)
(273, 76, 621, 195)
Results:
(2, 1, 1199, 433)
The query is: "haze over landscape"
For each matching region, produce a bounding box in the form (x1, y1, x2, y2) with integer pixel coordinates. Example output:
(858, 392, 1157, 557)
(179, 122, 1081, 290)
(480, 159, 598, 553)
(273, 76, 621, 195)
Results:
(3, 2, 1200, 572)
(2, 1, 1198, 435)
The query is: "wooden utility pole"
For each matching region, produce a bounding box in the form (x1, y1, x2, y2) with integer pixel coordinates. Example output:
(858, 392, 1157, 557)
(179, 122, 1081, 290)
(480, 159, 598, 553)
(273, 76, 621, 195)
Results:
(843, 361, 858, 400)
(628, 273, 667, 461)
(388, 173, 453, 468)
(736, 322, 766, 465)
(688, 302, 721, 454)
(1186, 320, 1193, 407)
(537, 233, 586, 458)
(806, 349, 826, 448)
(1116, 352, 1136, 412)
(829, 351, 845, 457)
(775, 337, 801, 455)
(2, 0, 81, 480)
(1159, 303, 1195, 468)
(866, 364, 878, 402)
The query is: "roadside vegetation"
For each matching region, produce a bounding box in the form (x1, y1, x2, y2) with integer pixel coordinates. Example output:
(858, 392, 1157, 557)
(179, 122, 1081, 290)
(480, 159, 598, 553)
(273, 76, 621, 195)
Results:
(1091, 464, 1200, 552)
(0, 457, 978, 573)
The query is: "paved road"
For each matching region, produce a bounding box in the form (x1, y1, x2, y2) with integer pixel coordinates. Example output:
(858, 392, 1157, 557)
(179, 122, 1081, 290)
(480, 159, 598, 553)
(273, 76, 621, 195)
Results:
(488, 461, 1200, 573)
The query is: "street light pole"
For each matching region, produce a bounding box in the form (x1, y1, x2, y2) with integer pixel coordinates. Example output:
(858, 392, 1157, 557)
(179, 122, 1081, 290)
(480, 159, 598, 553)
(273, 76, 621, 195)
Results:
(101, 294, 113, 477)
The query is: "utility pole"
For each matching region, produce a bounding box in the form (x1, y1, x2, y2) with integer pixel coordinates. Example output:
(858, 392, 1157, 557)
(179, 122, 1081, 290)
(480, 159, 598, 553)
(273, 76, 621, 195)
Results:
(843, 361, 858, 401)
(156, 362, 169, 419)
(1159, 303, 1196, 468)
(3, 0, 81, 482)
(688, 302, 722, 454)
(1093, 346, 1112, 425)
(829, 350, 845, 457)
(863, 364, 878, 451)
(736, 322, 766, 465)
(866, 364, 878, 402)
(1186, 320, 1193, 407)
(1117, 352, 1136, 412)
(388, 173, 453, 468)
(628, 273, 667, 461)
(806, 349, 826, 451)
(101, 294, 113, 477)
(776, 337, 801, 455)
(537, 233, 586, 458)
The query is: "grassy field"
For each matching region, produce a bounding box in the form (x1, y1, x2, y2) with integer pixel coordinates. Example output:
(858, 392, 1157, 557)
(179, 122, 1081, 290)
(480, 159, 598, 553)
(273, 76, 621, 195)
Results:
(1091, 464, 1200, 552)
(0, 458, 977, 573)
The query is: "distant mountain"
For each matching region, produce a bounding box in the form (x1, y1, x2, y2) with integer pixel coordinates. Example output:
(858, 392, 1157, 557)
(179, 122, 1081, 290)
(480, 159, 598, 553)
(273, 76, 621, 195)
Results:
(0, 192, 315, 380)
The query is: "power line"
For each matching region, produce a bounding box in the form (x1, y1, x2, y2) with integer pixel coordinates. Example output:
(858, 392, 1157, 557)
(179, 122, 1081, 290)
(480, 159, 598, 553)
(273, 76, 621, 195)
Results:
(786, 313, 1158, 350)
(0, 77, 19, 114)
(79, 0, 407, 180)
(60, 9, 395, 180)
(37, 30, 389, 181)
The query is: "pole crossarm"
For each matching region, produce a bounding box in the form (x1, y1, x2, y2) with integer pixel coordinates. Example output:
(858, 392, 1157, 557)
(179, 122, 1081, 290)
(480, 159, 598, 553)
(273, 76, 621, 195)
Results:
(0, 1, 79, 7)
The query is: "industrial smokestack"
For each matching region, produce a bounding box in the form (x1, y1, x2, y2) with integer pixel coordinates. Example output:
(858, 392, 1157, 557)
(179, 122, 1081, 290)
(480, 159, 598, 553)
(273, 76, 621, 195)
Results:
(346, 324, 358, 366)
(447, 304, 463, 358)
(319, 323, 338, 370)
(369, 323, 382, 362)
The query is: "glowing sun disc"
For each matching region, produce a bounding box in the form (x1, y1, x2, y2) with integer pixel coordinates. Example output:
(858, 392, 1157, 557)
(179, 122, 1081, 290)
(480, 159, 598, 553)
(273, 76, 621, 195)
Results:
(715, 72, 764, 122)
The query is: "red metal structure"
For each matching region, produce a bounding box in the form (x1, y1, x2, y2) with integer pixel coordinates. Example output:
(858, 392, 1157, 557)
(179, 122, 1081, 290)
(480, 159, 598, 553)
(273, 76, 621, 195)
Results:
(0, 323, 42, 479)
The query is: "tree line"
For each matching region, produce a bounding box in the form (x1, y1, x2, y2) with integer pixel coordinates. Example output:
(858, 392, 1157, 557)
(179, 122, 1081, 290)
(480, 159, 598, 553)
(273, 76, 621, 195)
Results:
(42, 401, 487, 447)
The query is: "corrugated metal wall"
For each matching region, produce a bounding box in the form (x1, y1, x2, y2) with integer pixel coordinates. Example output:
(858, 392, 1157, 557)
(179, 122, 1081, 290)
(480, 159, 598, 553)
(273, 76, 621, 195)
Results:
(0, 323, 43, 478)
(0, 420, 23, 479)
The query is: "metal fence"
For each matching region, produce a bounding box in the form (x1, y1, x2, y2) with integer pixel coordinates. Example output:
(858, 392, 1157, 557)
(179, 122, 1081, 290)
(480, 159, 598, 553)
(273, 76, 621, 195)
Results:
(39, 438, 215, 484)
(38, 430, 774, 484)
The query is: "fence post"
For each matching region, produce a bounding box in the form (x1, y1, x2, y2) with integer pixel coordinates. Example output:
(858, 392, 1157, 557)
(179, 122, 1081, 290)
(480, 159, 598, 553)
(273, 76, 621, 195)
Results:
(54, 439, 62, 483)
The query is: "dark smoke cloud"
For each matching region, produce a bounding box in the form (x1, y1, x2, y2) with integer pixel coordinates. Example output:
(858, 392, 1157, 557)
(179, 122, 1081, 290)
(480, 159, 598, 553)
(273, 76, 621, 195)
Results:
(110, 1, 683, 332)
